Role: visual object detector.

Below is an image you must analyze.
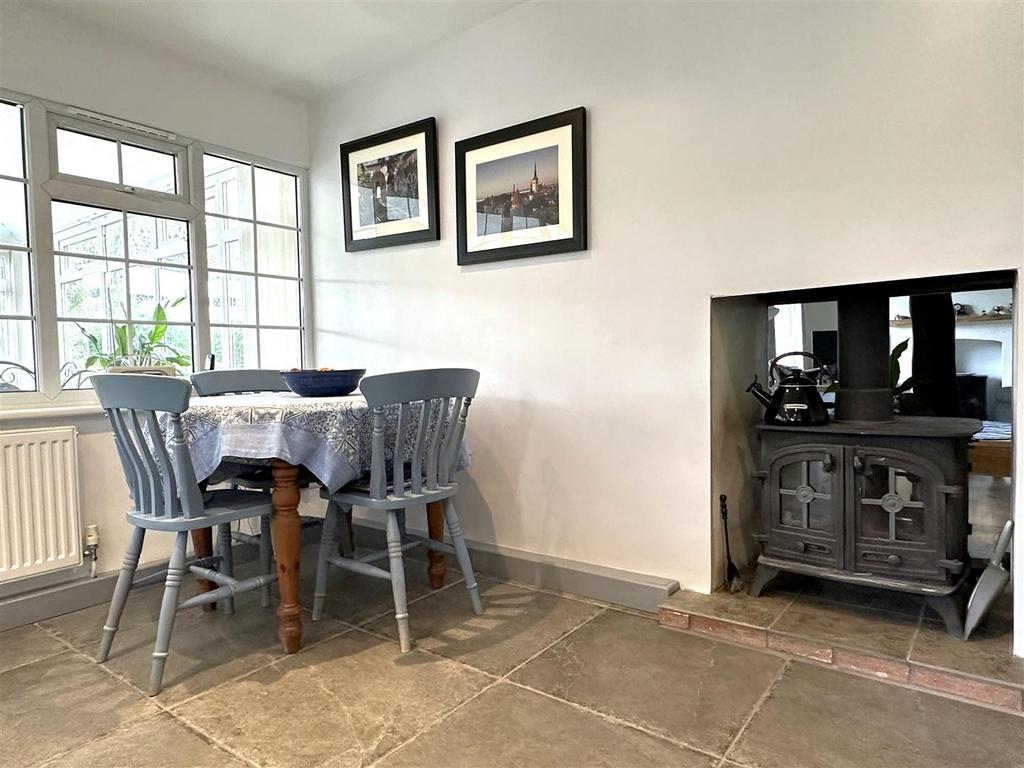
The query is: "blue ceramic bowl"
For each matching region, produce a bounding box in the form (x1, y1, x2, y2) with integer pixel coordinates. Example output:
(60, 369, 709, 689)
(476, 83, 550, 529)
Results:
(281, 369, 366, 397)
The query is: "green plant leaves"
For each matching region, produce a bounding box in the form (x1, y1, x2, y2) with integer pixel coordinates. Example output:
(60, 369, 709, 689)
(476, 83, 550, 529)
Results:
(74, 295, 190, 372)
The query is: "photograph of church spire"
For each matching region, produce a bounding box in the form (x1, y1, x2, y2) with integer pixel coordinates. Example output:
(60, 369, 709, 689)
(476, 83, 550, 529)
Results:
(475, 145, 559, 234)
(356, 149, 420, 226)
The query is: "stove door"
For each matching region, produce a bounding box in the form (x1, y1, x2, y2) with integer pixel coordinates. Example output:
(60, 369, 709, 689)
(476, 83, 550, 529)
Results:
(851, 447, 945, 582)
(766, 445, 843, 568)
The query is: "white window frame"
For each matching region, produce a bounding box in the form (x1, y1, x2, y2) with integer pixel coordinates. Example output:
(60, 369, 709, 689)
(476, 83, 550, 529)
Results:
(0, 89, 311, 416)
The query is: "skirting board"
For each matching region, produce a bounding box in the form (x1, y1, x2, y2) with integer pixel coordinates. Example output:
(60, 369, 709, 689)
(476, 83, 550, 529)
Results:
(352, 522, 680, 613)
(0, 532, 317, 632)
(0, 521, 679, 630)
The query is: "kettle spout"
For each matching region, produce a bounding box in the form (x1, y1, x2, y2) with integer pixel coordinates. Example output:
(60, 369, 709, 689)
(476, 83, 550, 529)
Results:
(746, 377, 772, 410)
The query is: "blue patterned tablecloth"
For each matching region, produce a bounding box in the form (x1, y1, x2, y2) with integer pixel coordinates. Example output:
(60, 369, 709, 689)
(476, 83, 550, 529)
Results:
(172, 392, 464, 492)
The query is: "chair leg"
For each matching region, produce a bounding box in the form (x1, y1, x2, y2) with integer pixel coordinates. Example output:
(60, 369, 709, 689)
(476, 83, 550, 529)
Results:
(149, 530, 187, 696)
(217, 523, 235, 615)
(386, 509, 412, 652)
(259, 514, 273, 608)
(445, 499, 483, 615)
(313, 502, 340, 621)
(97, 526, 145, 663)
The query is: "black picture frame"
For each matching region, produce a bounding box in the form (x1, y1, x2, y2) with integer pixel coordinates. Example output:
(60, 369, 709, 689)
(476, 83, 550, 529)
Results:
(339, 117, 439, 252)
(455, 107, 587, 266)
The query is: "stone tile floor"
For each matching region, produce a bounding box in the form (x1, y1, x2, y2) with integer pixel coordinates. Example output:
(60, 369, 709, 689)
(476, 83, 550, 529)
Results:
(3, 547, 1022, 768)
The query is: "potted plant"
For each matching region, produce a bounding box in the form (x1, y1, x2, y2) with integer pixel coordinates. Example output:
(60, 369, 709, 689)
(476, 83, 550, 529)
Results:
(78, 298, 192, 376)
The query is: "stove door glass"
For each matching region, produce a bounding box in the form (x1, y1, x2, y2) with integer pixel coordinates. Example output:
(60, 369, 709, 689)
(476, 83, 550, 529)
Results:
(778, 455, 835, 532)
(858, 456, 927, 544)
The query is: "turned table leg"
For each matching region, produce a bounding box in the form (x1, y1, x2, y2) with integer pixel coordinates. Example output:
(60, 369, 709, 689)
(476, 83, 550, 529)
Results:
(426, 500, 447, 589)
(271, 459, 303, 653)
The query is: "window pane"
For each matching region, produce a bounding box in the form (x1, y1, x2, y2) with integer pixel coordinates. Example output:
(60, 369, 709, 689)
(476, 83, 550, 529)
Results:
(0, 318, 35, 391)
(0, 102, 24, 178)
(204, 155, 253, 218)
(0, 250, 31, 316)
(56, 129, 118, 183)
(205, 216, 254, 271)
(208, 272, 256, 324)
(59, 321, 111, 388)
(127, 213, 188, 263)
(211, 325, 257, 369)
(57, 258, 127, 320)
(259, 328, 300, 370)
(121, 144, 176, 193)
(254, 167, 297, 227)
(256, 225, 298, 277)
(132, 323, 192, 373)
(0, 179, 28, 247)
(52, 202, 124, 257)
(258, 277, 299, 326)
(129, 264, 191, 322)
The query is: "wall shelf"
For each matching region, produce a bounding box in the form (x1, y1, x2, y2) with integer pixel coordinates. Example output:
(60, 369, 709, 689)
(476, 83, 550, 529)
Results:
(890, 314, 1013, 328)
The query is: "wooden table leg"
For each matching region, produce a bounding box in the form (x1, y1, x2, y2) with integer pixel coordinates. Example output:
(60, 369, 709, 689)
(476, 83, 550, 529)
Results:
(271, 459, 303, 653)
(426, 500, 447, 589)
(189, 528, 216, 612)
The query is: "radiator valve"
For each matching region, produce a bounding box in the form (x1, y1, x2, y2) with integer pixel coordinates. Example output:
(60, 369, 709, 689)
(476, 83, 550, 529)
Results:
(84, 524, 100, 578)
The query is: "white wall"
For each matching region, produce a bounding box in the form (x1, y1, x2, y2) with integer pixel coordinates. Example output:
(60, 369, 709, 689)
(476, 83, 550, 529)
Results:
(0, 2, 308, 166)
(0, 3, 310, 575)
(308, 2, 1022, 595)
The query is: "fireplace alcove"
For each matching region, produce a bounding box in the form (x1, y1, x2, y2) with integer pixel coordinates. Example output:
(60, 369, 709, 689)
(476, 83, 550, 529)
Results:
(711, 270, 1015, 641)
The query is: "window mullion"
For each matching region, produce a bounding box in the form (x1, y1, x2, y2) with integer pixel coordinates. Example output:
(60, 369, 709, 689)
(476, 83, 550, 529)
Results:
(250, 161, 261, 366)
(188, 142, 211, 368)
(24, 99, 60, 398)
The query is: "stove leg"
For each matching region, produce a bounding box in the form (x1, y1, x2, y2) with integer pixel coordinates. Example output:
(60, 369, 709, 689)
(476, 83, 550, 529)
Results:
(750, 563, 781, 597)
(926, 594, 965, 638)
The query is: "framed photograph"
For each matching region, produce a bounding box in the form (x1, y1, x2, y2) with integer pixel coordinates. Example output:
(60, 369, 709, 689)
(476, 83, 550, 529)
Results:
(340, 117, 439, 251)
(455, 107, 587, 265)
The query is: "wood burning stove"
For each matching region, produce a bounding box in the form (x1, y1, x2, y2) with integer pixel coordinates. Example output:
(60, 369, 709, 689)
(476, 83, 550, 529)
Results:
(751, 417, 980, 635)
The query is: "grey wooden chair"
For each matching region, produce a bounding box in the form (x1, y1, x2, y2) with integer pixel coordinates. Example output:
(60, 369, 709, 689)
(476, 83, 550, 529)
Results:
(92, 373, 277, 696)
(313, 368, 483, 652)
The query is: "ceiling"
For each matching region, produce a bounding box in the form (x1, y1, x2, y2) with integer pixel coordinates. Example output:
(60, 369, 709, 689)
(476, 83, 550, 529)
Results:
(29, 0, 521, 97)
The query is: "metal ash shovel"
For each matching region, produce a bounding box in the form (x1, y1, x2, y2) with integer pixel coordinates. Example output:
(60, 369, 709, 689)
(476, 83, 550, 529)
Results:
(963, 520, 1013, 641)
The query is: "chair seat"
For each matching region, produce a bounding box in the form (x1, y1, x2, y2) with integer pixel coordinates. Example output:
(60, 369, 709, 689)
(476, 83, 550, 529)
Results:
(321, 478, 457, 510)
(127, 489, 274, 531)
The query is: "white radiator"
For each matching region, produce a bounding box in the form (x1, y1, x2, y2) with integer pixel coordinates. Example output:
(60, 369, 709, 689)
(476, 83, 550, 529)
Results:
(0, 427, 82, 583)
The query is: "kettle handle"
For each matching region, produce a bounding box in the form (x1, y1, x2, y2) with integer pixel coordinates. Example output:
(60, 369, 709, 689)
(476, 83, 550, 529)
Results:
(768, 351, 830, 388)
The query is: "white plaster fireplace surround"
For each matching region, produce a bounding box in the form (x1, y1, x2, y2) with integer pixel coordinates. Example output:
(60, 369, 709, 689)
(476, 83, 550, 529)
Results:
(306, 3, 1024, 653)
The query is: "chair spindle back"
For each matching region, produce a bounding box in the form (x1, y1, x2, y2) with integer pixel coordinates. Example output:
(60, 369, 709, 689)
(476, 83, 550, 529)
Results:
(360, 369, 479, 500)
(92, 374, 205, 519)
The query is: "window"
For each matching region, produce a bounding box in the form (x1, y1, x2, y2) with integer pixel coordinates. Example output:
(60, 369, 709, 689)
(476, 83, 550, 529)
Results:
(204, 154, 302, 370)
(51, 201, 193, 388)
(56, 127, 179, 194)
(0, 100, 35, 392)
(0, 91, 307, 405)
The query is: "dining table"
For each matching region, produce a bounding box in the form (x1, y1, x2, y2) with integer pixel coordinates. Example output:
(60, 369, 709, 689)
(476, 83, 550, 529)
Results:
(173, 390, 451, 654)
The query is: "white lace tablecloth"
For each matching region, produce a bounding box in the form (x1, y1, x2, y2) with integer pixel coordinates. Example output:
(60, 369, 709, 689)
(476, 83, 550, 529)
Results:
(172, 392, 467, 492)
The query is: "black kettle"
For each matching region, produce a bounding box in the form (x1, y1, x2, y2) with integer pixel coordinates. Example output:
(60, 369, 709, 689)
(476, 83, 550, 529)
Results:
(747, 352, 831, 426)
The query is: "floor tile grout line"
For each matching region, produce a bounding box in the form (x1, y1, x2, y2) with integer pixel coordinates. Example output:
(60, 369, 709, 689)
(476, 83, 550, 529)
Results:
(25, 709, 172, 768)
(715, 659, 792, 768)
(164, 622, 362, 711)
(766, 592, 801, 630)
(503, 677, 725, 763)
(365, 606, 609, 768)
(163, 709, 265, 768)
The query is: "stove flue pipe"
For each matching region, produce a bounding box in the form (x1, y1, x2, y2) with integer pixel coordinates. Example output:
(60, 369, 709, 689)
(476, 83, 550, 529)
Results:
(836, 293, 893, 422)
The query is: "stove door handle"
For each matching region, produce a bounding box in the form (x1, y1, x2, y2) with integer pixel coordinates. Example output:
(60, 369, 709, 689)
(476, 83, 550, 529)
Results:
(852, 455, 864, 474)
